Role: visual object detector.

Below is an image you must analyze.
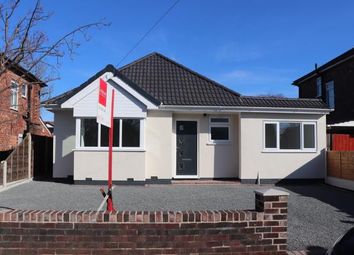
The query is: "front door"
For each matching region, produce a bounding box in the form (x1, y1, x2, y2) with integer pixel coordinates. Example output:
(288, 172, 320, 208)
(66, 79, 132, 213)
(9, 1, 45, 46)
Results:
(176, 121, 197, 176)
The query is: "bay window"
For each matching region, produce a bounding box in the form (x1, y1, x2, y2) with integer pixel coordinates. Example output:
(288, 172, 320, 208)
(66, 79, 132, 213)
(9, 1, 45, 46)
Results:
(78, 118, 143, 149)
(264, 121, 316, 151)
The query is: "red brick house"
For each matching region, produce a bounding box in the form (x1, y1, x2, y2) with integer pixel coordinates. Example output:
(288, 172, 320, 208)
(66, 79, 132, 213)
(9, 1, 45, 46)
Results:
(0, 64, 51, 155)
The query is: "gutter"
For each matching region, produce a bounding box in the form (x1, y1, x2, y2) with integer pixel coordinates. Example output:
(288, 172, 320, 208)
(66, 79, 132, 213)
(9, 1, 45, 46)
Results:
(158, 105, 332, 115)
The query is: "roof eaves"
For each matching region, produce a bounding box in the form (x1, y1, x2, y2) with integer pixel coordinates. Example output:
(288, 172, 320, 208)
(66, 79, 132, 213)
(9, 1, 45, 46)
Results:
(42, 64, 161, 107)
(41, 64, 116, 105)
(293, 47, 354, 86)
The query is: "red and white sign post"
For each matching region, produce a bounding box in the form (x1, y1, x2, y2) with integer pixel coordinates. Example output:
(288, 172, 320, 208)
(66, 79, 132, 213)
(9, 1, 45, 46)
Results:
(97, 78, 116, 212)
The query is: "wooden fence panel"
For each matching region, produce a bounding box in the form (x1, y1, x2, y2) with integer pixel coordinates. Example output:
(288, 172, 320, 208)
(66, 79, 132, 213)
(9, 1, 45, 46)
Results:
(327, 151, 354, 181)
(2, 134, 32, 185)
(341, 151, 354, 181)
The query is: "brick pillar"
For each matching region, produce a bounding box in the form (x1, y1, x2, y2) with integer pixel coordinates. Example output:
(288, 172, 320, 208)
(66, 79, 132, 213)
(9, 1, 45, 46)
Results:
(255, 188, 289, 253)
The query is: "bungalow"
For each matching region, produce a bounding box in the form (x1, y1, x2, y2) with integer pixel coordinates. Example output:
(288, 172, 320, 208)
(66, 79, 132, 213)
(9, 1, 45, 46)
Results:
(43, 52, 330, 184)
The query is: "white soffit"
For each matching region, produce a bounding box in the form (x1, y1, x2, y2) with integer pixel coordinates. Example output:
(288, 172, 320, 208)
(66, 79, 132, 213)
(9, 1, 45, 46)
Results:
(328, 121, 354, 127)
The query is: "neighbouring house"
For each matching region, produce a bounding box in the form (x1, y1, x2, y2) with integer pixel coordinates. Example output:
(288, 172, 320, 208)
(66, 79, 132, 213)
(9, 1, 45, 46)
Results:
(43, 52, 330, 184)
(0, 62, 51, 159)
(293, 48, 354, 151)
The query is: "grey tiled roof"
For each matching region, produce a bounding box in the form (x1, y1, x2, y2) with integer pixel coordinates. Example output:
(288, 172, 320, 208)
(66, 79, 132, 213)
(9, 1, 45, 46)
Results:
(43, 52, 328, 110)
(119, 52, 241, 106)
(236, 96, 327, 109)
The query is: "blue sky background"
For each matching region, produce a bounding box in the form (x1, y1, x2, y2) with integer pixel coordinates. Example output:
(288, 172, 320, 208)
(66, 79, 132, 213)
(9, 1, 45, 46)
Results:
(28, 0, 354, 120)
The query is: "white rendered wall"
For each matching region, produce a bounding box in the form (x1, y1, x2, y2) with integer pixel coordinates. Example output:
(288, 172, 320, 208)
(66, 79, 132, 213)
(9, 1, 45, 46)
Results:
(53, 110, 76, 178)
(74, 151, 145, 181)
(145, 111, 173, 179)
(239, 112, 327, 181)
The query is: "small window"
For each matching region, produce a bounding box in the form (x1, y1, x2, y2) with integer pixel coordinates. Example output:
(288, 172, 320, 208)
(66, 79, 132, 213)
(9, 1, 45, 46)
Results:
(21, 84, 27, 98)
(122, 119, 140, 147)
(211, 127, 229, 140)
(326, 81, 335, 109)
(80, 119, 98, 147)
(265, 123, 277, 148)
(10, 81, 18, 110)
(316, 77, 322, 97)
(209, 117, 230, 142)
(210, 118, 229, 123)
(303, 124, 315, 149)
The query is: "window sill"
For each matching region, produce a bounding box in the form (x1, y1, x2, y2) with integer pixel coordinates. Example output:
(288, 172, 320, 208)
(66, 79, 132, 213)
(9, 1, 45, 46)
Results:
(74, 147, 145, 152)
(10, 107, 18, 112)
(207, 141, 232, 146)
(262, 149, 317, 153)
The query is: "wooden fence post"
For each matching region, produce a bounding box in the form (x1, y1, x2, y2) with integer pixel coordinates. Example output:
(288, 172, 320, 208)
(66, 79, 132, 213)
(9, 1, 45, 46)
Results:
(28, 134, 32, 179)
(1, 161, 7, 187)
(339, 151, 342, 179)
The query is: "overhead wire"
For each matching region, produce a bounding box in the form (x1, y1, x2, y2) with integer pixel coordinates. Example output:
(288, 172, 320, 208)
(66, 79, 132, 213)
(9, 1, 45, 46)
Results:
(117, 0, 181, 67)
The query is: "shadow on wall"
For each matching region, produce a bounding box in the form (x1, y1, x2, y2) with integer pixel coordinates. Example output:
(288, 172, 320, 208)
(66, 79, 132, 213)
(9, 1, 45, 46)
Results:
(53, 142, 74, 180)
(276, 148, 327, 181)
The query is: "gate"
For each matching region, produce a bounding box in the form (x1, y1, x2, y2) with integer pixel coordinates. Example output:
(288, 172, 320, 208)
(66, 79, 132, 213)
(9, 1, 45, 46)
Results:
(32, 135, 53, 179)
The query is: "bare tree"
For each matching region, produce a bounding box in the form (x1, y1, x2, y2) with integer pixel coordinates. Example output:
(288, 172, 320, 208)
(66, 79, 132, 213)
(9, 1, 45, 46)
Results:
(0, 0, 109, 134)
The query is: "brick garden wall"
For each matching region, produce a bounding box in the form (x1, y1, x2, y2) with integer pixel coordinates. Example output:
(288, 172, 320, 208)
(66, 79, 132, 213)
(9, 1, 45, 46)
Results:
(0, 189, 289, 255)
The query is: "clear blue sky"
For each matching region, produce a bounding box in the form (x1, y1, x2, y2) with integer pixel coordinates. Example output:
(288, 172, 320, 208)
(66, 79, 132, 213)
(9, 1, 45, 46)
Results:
(34, 0, 354, 120)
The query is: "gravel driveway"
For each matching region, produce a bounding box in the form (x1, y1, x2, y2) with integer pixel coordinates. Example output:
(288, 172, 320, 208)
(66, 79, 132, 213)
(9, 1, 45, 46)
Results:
(0, 181, 353, 251)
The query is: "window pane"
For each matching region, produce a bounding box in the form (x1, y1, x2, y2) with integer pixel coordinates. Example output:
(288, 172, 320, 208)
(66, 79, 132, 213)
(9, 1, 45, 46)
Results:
(316, 77, 322, 97)
(211, 127, 229, 140)
(10, 82, 18, 108)
(101, 119, 120, 147)
(265, 123, 277, 148)
(80, 119, 98, 147)
(326, 81, 335, 109)
(304, 124, 315, 148)
(22, 84, 27, 97)
(122, 119, 140, 147)
(279, 123, 300, 149)
(210, 118, 229, 123)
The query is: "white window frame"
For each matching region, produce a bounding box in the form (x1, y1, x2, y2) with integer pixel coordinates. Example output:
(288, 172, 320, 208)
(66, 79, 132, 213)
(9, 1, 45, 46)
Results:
(75, 117, 145, 151)
(263, 120, 317, 153)
(10, 81, 19, 111)
(208, 117, 231, 144)
(316, 77, 322, 98)
(21, 83, 27, 98)
(326, 80, 335, 109)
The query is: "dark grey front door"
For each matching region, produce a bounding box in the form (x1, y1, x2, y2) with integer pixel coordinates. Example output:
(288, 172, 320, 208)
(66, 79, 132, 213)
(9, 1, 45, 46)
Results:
(176, 121, 197, 176)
